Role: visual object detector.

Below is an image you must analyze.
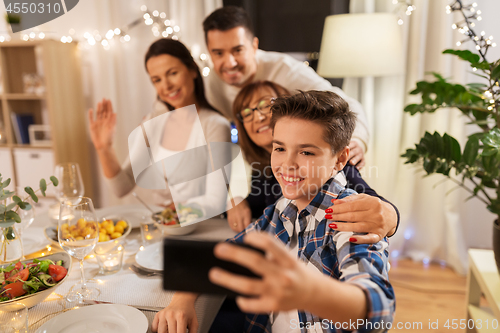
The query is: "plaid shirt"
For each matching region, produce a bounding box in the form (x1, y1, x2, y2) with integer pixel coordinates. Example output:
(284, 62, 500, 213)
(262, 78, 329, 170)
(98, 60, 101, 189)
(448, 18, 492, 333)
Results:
(230, 177, 395, 333)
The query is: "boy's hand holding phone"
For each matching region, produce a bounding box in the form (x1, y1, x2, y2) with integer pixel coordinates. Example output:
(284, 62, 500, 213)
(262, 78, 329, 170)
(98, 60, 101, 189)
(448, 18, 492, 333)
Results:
(209, 232, 317, 313)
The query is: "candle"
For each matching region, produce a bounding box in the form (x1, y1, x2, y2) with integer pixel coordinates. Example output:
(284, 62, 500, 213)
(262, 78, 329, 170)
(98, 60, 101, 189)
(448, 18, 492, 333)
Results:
(104, 259, 119, 268)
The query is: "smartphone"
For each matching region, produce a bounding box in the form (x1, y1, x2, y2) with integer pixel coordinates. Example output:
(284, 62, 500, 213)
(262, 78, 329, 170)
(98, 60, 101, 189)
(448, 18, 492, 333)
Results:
(162, 238, 264, 298)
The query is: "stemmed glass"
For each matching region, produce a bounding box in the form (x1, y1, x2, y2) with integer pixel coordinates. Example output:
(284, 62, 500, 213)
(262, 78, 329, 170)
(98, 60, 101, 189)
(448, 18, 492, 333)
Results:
(58, 197, 99, 302)
(54, 163, 84, 205)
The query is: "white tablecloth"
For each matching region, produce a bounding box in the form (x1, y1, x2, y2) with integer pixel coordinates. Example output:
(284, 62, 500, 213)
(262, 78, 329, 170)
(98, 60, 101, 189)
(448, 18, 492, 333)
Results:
(25, 207, 236, 333)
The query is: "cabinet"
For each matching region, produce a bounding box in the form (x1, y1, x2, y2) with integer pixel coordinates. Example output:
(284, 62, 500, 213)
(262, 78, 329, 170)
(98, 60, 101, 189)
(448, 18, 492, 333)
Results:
(0, 40, 94, 199)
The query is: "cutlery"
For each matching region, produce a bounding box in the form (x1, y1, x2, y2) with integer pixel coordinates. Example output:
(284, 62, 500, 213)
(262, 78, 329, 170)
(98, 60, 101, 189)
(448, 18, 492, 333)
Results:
(130, 264, 162, 277)
(83, 300, 164, 312)
(132, 192, 156, 214)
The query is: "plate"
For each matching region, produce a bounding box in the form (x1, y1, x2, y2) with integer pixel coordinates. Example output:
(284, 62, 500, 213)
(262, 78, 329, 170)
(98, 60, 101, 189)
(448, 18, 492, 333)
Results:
(44, 220, 131, 251)
(22, 227, 50, 255)
(35, 304, 148, 333)
(135, 242, 162, 272)
(97, 204, 163, 229)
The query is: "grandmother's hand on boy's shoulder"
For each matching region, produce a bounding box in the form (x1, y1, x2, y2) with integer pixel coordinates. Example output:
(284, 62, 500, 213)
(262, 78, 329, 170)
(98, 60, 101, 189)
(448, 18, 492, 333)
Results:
(227, 198, 252, 232)
(209, 232, 317, 313)
(152, 292, 198, 333)
(325, 194, 397, 244)
(348, 140, 366, 169)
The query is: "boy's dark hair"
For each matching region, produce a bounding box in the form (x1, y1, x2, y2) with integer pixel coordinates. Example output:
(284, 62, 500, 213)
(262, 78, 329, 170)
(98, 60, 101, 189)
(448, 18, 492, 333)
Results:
(203, 6, 254, 43)
(270, 91, 356, 154)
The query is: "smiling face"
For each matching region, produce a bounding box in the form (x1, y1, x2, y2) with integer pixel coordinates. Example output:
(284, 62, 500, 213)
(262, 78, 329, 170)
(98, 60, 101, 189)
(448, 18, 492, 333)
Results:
(146, 54, 198, 110)
(207, 27, 258, 87)
(241, 86, 277, 152)
(271, 117, 349, 211)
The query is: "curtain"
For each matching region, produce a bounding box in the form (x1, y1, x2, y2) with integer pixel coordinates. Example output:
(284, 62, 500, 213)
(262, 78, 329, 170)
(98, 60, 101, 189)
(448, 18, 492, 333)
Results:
(35, 0, 222, 207)
(344, 0, 499, 274)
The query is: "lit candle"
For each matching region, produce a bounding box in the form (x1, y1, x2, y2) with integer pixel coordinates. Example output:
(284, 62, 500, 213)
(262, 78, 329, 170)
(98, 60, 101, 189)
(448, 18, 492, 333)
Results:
(104, 259, 119, 268)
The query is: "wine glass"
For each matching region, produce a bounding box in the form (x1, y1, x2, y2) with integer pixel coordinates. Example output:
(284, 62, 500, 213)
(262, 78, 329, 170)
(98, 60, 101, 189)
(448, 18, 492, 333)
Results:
(54, 163, 84, 205)
(58, 197, 99, 302)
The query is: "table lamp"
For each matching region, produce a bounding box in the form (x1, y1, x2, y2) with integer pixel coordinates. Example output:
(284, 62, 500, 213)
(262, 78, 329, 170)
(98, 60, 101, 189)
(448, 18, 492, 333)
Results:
(317, 13, 404, 156)
(317, 13, 404, 78)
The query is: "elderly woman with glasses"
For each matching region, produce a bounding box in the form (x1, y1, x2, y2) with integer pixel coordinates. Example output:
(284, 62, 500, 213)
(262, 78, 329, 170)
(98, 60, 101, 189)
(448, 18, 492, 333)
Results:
(227, 80, 400, 244)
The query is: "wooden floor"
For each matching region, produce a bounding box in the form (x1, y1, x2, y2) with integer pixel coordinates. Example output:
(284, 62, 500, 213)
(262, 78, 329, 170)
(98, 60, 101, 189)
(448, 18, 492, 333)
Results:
(388, 259, 468, 332)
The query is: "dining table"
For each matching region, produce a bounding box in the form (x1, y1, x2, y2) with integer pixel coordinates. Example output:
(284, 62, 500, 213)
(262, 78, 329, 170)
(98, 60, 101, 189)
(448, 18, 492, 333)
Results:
(21, 204, 237, 333)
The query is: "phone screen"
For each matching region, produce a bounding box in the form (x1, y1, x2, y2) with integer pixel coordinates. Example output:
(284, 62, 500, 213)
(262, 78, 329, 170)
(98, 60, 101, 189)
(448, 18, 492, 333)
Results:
(163, 238, 263, 297)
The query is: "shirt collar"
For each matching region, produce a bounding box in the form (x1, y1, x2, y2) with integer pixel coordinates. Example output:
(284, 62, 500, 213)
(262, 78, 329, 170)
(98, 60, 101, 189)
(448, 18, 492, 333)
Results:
(279, 175, 348, 235)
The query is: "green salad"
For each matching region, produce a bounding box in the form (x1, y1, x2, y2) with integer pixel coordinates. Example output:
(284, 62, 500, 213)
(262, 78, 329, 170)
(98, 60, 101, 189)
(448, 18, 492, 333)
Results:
(0, 258, 68, 302)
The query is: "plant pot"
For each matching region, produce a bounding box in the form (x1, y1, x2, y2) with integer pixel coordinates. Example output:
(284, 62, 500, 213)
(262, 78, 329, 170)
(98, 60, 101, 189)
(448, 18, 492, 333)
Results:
(494, 219, 500, 274)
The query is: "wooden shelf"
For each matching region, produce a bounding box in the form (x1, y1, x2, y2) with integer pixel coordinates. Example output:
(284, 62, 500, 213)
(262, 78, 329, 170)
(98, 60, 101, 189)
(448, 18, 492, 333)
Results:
(0, 40, 95, 199)
(3, 93, 46, 100)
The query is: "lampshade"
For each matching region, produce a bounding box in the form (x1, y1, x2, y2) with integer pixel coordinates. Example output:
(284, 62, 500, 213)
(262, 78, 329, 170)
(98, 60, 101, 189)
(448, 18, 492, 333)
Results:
(317, 13, 403, 78)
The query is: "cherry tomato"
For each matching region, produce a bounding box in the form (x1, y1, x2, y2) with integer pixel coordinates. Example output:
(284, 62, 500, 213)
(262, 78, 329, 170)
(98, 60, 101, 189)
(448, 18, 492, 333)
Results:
(14, 262, 23, 271)
(7, 268, 29, 282)
(2, 282, 26, 299)
(48, 265, 67, 282)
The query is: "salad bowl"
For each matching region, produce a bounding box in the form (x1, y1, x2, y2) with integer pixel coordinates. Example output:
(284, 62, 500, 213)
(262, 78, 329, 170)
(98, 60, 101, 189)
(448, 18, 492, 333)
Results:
(0, 252, 72, 309)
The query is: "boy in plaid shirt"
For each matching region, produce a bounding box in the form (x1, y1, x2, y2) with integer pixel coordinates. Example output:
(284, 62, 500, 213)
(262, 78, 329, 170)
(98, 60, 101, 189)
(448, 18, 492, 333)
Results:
(153, 91, 395, 333)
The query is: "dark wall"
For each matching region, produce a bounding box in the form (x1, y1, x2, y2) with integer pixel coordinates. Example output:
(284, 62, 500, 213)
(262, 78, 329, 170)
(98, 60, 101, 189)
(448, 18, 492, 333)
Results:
(222, 0, 349, 87)
(223, 0, 349, 52)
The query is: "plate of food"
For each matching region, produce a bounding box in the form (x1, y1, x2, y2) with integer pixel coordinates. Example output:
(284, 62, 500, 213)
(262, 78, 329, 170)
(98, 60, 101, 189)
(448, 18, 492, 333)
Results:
(152, 203, 204, 236)
(35, 304, 148, 333)
(97, 204, 163, 229)
(44, 218, 131, 252)
(0, 252, 71, 309)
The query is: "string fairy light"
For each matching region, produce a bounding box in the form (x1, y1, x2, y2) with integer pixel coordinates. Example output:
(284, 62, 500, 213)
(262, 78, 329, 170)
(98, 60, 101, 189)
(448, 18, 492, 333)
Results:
(0, 5, 181, 50)
(446, 0, 496, 58)
(446, 1, 498, 119)
(392, 0, 415, 25)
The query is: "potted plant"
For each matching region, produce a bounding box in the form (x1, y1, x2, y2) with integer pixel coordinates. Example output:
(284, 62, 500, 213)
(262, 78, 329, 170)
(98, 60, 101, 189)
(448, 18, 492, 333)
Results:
(401, 1, 499, 272)
(0, 174, 58, 263)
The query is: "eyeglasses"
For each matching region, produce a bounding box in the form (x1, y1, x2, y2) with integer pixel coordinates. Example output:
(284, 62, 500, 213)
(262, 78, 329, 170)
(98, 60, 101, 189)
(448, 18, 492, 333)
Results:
(236, 97, 275, 123)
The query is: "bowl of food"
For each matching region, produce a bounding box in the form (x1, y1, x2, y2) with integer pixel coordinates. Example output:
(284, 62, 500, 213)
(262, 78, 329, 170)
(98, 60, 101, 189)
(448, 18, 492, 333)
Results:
(0, 252, 71, 309)
(44, 218, 131, 252)
(152, 204, 203, 236)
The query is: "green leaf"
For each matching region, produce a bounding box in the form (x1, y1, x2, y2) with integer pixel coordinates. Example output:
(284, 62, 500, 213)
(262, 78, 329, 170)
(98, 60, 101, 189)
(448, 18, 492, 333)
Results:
(433, 132, 444, 157)
(50, 176, 59, 187)
(463, 136, 480, 166)
(0, 190, 15, 201)
(12, 195, 22, 204)
(24, 187, 38, 203)
(40, 179, 47, 197)
(491, 63, 500, 81)
(5, 202, 16, 211)
(5, 211, 21, 223)
(443, 133, 461, 163)
(443, 49, 481, 64)
(1, 178, 11, 188)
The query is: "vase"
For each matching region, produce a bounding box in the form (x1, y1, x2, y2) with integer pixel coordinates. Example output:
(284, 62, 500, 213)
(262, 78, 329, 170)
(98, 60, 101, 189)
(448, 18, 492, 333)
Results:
(0, 222, 23, 264)
(494, 219, 500, 274)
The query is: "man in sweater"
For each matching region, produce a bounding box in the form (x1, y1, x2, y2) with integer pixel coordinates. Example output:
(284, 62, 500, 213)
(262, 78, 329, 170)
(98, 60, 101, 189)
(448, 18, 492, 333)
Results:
(202, 6, 369, 167)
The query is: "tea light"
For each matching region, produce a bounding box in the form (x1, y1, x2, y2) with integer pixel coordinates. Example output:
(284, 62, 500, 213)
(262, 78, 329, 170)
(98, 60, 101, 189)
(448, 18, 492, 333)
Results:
(95, 244, 124, 275)
(103, 259, 119, 268)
